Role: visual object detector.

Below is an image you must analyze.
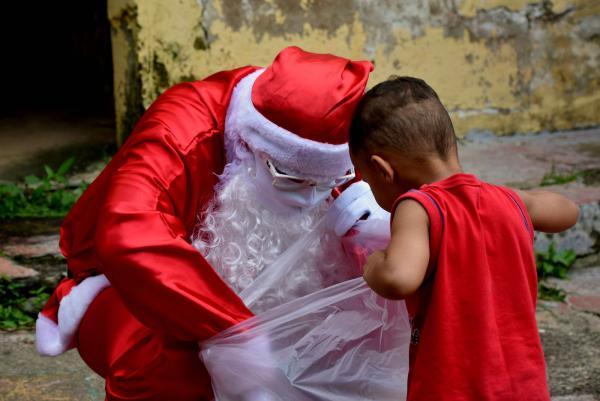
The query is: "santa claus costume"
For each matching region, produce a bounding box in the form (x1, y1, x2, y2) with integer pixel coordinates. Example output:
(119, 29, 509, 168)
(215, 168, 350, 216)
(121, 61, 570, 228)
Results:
(36, 47, 408, 401)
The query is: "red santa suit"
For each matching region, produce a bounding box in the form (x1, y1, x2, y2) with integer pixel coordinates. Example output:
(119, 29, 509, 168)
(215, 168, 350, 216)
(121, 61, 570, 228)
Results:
(36, 47, 381, 400)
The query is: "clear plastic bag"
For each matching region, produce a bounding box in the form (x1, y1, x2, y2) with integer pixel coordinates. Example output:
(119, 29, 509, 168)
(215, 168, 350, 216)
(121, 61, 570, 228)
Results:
(201, 219, 410, 401)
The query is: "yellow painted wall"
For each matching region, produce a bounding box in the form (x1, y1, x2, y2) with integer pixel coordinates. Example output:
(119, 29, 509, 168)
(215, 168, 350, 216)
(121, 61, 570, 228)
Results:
(108, 0, 600, 143)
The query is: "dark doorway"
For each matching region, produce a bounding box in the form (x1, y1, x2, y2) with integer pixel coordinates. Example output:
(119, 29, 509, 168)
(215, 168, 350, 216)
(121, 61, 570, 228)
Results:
(0, 0, 116, 180)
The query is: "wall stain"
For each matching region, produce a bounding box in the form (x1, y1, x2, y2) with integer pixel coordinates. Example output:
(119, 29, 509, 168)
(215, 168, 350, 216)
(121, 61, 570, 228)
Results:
(115, 4, 145, 145)
(108, 0, 599, 139)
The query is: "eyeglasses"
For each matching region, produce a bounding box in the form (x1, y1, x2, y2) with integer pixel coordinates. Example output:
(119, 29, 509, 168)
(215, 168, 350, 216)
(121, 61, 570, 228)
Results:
(265, 159, 355, 191)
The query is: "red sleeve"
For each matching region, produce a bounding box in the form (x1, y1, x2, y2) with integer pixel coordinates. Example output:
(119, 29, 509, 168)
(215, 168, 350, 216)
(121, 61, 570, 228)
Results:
(501, 187, 535, 242)
(94, 80, 256, 342)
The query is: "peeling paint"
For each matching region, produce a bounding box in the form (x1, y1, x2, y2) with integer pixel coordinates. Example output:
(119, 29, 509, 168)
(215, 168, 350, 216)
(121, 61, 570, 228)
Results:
(108, 0, 600, 141)
(108, 1, 144, 145)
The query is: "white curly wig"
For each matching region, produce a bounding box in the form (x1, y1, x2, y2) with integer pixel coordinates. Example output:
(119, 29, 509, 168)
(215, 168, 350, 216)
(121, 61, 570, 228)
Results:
(191, 139, 358, 313)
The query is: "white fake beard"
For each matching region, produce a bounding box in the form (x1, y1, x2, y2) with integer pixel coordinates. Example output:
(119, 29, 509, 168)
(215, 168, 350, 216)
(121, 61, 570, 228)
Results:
(191, 153, 356, 313)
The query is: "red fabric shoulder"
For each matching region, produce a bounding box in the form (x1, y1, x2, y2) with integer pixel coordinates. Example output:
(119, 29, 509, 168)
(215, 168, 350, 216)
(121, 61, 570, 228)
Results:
(498, 187, 535, 242)
(59, 66, 258, 280)
(133, 66, 259, 152)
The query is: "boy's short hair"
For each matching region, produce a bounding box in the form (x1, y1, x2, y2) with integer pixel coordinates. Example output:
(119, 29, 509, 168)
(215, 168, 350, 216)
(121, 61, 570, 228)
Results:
(349, 76, 456, 160)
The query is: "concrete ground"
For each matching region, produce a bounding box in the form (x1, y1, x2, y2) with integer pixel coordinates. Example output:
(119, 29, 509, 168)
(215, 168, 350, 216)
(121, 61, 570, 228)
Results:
(0, 127, 599, 400)
(0, 332, 104, 401)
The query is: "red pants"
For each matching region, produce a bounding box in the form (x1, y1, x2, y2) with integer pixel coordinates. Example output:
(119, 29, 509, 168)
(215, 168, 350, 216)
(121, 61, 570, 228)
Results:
(77, 287, 213, 401)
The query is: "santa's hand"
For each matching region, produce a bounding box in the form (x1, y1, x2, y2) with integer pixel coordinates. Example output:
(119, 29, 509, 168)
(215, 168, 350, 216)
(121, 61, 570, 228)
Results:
(327, 181, 390, 236)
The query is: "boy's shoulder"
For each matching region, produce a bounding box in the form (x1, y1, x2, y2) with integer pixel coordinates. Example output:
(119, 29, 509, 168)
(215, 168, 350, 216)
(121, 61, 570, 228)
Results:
(420, 173, 517, 201)
(412, 173, 532, 231)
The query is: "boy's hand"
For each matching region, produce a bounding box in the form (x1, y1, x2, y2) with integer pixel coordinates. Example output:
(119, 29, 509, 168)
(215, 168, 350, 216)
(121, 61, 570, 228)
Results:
(362, 199, 430, 300)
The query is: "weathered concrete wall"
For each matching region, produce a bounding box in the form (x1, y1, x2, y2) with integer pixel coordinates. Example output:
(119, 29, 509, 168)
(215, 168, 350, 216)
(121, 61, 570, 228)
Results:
(108, 0, 600, 143)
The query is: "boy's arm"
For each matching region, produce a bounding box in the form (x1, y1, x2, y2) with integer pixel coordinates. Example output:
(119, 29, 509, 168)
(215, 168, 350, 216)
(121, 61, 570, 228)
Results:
(515, 189, 579, 233)
(363, 199, 430, 300)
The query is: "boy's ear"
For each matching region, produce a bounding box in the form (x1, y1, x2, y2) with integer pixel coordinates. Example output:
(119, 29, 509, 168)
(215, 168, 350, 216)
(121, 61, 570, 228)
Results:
(370, 155, 395, 184)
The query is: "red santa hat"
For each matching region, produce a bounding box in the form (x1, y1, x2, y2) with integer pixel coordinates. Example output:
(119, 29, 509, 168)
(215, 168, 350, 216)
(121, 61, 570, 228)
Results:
(225, 46, 373, 180)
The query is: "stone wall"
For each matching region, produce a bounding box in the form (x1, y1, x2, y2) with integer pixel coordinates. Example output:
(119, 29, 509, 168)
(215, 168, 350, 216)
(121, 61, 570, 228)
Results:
(108, 0, 600, 143)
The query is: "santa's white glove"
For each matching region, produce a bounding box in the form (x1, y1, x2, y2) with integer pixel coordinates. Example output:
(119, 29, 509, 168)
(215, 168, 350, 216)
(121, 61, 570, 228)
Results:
(327, 181, 390, 237)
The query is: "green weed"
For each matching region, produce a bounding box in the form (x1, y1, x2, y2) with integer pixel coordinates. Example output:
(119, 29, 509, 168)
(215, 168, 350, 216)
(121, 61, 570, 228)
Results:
(0, 276, 51, 330)
(536, 243, 576, 301)
(538, 283, 567, 302)
(536, 243, 576, 280)
(0, 157, 87, 219)
(540, 166, 582, 187)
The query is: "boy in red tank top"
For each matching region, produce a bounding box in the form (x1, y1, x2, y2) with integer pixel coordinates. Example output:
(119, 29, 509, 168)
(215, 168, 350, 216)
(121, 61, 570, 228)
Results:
(348, 76, 579, 401)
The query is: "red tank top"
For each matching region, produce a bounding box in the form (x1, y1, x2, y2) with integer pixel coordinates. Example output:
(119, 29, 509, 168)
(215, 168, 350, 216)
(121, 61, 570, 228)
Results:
(393, 174, 550, 401)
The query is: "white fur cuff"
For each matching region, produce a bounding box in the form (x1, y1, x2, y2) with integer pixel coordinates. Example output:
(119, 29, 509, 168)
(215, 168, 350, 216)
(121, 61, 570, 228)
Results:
(36, 274, 110, 356)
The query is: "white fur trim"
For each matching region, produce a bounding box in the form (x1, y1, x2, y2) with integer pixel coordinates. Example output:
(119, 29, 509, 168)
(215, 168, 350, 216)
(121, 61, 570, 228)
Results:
(224, 69, 353, 181)
(36, 274, 110, 356)
(36, 314, 65, 356)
